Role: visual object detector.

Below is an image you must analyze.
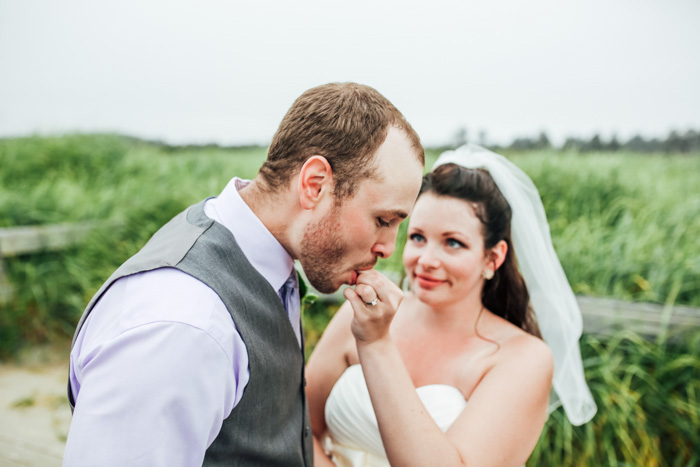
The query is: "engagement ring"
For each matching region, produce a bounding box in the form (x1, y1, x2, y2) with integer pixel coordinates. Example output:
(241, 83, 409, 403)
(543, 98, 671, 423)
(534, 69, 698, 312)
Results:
(366, 298, 378, 306)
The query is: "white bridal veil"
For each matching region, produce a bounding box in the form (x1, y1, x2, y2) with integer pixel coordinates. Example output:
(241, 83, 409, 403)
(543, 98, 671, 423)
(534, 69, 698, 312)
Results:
(434, 143, 597, 426)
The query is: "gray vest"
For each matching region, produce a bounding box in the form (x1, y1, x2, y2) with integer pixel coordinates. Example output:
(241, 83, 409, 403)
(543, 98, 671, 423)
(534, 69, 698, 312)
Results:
(69, 201, 313, 466)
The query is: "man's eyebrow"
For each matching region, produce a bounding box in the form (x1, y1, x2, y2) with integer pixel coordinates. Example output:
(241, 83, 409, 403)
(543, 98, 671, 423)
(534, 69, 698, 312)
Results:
(381, 210, 409, 220)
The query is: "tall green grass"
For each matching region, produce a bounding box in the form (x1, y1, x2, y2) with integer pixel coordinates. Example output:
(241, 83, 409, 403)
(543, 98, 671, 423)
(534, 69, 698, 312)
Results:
(2, 135, 698, 352)
(520, 152, 700, 307)
(0, 135, 267, 355)
(529, 331, 700, 466)
(2, 134, 699, 465)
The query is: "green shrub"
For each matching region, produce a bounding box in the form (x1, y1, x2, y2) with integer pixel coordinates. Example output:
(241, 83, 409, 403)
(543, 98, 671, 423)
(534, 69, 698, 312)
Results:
(529, 331, 700, 466)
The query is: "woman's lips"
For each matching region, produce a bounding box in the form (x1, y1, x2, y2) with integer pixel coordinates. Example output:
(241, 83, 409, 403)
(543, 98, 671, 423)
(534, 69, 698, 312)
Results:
(415, 273, 444, 289)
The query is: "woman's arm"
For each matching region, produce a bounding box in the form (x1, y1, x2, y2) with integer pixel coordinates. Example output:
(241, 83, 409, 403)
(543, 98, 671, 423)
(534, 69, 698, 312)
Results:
(305, 301, 357, 466)
(312, 436, 334, 467)
(347, 270, 554, 467)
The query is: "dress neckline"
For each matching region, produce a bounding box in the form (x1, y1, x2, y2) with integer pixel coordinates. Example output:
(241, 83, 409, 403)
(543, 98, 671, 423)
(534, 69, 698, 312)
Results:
(343, 364, 466, 399)
(324, 362, 469, 464)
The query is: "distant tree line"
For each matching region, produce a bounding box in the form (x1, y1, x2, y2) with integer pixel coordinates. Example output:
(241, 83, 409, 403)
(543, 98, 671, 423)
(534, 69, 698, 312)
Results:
(6, 130, 699, 154)
(452, 128, 700, 153)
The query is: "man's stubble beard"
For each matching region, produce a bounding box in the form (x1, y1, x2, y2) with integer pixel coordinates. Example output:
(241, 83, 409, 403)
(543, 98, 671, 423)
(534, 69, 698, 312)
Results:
(299, 210, 348, 294)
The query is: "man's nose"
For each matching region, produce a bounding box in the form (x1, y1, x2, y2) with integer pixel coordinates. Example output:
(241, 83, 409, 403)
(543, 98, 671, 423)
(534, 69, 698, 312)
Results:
(371, 230, 397, 259)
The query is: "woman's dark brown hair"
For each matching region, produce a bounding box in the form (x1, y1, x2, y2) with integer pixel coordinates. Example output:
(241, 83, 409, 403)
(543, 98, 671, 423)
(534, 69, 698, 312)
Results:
(419, 163, 541, 338)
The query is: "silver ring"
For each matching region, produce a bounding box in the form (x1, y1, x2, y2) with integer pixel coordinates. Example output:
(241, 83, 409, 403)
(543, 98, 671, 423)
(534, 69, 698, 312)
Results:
(365, 298, 378, 306)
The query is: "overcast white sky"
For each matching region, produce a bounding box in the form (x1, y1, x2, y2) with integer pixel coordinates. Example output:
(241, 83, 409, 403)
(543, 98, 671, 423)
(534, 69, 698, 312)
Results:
(1, 0, 699, 147)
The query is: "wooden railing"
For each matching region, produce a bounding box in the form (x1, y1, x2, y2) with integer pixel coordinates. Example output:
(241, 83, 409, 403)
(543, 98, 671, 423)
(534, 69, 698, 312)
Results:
(577, 295, 700, 338)
(2, 222, 700, 337)
(0, 222, 104, 303)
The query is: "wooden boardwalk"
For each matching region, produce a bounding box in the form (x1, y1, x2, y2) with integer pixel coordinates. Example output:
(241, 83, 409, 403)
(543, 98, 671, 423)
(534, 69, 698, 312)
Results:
(0, 361, 69, 467)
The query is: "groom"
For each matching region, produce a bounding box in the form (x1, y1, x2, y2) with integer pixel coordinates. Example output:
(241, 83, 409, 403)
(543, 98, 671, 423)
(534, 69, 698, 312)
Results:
(63, 82, 424, 466)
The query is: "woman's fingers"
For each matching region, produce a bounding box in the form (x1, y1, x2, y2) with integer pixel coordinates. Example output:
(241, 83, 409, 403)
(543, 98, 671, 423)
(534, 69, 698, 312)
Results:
(355, 283, 378, 305)
(344, 270, 404, 344)
(355, 270, 403, 310)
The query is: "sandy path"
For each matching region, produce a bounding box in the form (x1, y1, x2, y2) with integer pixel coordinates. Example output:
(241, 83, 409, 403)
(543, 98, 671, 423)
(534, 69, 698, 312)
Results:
(0, 358, 71, 466)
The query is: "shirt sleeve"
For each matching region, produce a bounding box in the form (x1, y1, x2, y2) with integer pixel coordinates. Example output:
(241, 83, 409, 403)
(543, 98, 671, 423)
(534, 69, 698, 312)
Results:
(63, 321, 236, 466)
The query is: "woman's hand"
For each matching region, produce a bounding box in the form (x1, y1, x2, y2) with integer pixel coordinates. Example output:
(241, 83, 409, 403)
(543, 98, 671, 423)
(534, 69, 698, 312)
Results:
(343, 270, 403, 345)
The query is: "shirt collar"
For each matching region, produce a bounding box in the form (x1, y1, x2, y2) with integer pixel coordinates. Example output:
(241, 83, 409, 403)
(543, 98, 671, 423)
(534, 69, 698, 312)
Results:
(204, 177, 295, 293)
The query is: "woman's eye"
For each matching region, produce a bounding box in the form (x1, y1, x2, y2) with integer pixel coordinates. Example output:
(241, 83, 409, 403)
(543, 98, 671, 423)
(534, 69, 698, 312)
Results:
(409, 233, 425, 243)
(378, 218, 390, 228)
(447, 238, 464, 249)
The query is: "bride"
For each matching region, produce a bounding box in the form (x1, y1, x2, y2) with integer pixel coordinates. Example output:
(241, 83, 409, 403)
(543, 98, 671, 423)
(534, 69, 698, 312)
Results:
(305, 144, 597, 466)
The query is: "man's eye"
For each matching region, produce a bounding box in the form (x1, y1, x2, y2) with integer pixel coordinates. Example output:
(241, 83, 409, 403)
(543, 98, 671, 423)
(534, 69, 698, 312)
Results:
(378, 218, 390, 228)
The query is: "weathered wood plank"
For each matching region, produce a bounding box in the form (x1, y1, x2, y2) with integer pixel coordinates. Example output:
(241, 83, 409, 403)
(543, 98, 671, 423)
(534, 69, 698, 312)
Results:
(0, 222, 99, 257)
(577, 295, 700, 337)
(0, 222, 108, 303)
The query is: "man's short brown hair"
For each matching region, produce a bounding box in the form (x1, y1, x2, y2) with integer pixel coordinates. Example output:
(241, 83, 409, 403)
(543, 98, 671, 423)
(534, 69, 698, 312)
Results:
(259, 82, 424, 199)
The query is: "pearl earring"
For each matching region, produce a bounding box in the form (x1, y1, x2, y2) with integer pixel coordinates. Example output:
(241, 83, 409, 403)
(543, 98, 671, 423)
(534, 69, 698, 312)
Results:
(482, 268, 494, 280)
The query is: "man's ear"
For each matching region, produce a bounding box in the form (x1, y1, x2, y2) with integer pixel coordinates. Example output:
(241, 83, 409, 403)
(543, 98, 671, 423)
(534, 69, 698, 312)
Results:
(298, 156, 333, 209)
(489, 240, 508, 272)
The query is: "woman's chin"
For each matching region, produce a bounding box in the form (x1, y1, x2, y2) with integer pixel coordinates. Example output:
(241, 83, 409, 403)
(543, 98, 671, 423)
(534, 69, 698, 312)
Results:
(413, 287, 443, 305)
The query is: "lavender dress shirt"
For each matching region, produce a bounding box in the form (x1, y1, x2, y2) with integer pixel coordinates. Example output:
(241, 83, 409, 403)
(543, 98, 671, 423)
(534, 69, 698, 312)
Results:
(64, 178, 299, 466)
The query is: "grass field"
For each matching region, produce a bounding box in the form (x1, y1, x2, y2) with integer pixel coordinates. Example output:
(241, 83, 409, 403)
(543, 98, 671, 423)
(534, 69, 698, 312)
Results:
(1, 134, 699, 465)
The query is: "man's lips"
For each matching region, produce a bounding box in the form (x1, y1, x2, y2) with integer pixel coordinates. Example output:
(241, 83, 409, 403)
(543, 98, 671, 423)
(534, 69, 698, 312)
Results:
(349, 265, 376, 286)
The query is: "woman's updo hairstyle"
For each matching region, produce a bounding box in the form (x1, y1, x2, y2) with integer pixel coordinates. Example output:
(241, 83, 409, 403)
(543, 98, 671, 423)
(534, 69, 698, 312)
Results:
(418, 163, 540, 338)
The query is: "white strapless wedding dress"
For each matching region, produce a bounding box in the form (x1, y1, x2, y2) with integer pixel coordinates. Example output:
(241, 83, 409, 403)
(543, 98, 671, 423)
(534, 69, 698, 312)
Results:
(323, 364, 467, 467)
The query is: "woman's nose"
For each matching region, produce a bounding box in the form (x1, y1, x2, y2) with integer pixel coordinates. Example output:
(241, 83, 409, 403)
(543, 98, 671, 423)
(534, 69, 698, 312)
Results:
(417, 247, 440, 269)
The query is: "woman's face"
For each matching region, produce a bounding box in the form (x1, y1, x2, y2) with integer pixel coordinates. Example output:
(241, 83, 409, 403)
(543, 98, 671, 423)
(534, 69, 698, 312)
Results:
(403, 193, 491, 308)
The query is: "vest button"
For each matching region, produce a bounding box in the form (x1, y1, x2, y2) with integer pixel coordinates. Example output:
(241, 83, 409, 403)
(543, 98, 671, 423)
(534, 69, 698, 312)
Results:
(304, 426, 309, 437)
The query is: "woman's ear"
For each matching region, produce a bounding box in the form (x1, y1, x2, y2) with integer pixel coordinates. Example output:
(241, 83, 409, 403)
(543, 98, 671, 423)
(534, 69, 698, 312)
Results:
(489, 240, 508, 272)
(298, 156, 333, 209)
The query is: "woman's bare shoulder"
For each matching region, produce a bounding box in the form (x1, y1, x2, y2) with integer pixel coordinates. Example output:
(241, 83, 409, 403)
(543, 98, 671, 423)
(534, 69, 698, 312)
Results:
(471, 312, 553, 377)
(498, 327, 553, 378)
